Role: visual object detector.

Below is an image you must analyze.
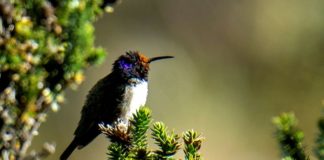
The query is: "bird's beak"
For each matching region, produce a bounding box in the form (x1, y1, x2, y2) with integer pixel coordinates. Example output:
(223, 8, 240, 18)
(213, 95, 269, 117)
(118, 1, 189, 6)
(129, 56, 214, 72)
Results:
(148, 56, 174, 63)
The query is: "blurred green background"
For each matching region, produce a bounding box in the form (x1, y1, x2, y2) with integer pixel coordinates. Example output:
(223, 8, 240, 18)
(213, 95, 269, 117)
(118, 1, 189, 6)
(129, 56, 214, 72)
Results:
(32, 0, 324, 159)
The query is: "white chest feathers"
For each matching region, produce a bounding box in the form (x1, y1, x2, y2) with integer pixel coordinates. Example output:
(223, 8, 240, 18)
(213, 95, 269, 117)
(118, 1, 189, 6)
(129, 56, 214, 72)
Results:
(122, 80, 148, 120)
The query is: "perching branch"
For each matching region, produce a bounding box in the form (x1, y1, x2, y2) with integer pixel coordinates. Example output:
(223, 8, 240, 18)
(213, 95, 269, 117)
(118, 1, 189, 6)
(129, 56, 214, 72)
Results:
(100, 107, 204, 160)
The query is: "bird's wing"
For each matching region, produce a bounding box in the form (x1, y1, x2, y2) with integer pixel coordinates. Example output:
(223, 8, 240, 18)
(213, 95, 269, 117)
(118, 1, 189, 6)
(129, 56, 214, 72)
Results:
(74, 73, 125, 137)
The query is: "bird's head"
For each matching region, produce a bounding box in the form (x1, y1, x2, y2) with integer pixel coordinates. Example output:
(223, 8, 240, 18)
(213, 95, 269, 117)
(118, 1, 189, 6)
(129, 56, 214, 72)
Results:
(113, 51, 173, 80)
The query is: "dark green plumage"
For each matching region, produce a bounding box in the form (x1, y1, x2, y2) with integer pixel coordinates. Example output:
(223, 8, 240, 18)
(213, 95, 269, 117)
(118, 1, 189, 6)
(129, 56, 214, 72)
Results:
(60, 71, 127, 160)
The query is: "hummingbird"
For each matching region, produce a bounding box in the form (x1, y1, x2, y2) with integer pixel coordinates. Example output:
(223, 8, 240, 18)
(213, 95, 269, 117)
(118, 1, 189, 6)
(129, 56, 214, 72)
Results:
(60, 51, 173, 160)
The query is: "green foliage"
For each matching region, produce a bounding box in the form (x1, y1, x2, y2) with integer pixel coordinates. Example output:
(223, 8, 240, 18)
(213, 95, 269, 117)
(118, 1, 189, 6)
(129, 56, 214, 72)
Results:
(130, 107, 152, 149)
(282, 157, 294, 160)
(100, 107, 152, 160)
(0, 0, 111, 158)
(130, 107, 152, 159)
(100, 107, 203, 160)
(107, 143, 129, 160)
(274, 109, 324, 160)
(272, 113, 309, 160)
(183, 130, 203, 160)
(316, 115, 324, 159)
(151, 122, 181, 159)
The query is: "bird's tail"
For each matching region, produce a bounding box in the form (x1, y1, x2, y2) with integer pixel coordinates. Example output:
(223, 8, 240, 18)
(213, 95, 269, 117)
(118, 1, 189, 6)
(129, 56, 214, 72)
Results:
(60, 138, 79, 160)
